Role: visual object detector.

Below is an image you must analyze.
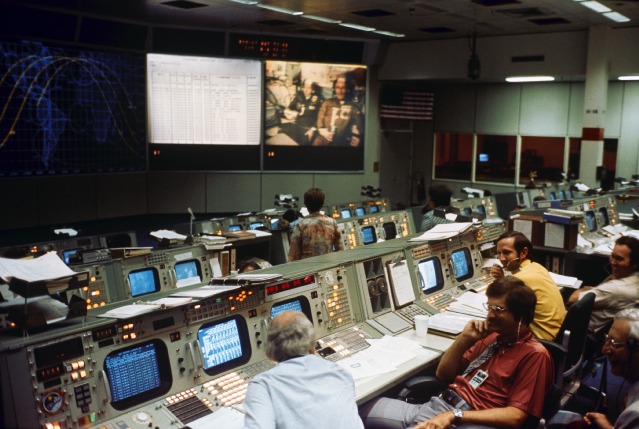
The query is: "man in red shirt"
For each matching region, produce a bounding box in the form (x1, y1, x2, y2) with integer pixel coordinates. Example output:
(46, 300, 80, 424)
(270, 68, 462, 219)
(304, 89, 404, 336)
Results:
(361, 276, 554, 429)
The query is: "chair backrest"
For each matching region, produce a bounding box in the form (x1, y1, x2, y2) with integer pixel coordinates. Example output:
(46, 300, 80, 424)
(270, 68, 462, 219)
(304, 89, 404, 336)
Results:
(555, 292, 595, 377)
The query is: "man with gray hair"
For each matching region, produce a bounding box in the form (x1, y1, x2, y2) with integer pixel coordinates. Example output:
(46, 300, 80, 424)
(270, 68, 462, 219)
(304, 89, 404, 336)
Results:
(243, 311, 364, 429)
(582, 308, 639, 429)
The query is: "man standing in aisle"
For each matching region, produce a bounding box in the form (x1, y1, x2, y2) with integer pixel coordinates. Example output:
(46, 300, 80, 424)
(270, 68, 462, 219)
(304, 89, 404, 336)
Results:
(490, 231, 566, 340)
(288, 188, 343, 261)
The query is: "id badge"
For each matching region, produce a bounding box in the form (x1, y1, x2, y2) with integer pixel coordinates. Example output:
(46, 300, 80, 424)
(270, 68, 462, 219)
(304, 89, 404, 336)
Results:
(469, 369, 489, 389)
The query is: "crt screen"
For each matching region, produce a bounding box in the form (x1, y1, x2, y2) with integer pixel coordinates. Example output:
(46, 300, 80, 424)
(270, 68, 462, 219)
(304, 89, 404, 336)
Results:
(361, 226, 377, 245)
(549, 192, 557, 200)
(228, 225, 242, 231)
(598, 208, 610, 227)
(128, 269, 159, 297)
(104, 340, 170, 410)
(585, 211, 597, 232)
(174, 260, 199, 281)
(475, 205, 486, 215)
(417, 257, 444, 295)
(341, 209, 352, 219)
(370, 205, 379, 213)
(559, 190, 566, 199)
(198, 319, 244, 370)
(451, 248, 473, 281)
(383, 222, 397, 239)
(249, 222, 264, 230)
(356, 207, 366, 216)
(270, 299, 303, 318)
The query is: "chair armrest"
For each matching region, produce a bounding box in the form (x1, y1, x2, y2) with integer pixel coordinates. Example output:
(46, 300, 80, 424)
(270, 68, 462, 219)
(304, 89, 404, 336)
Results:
(397, 376, 447, 403)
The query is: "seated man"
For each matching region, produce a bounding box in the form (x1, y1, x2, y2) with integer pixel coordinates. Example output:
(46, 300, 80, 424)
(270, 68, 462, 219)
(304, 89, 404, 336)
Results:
(568, 236, 639, 333)
(360, 276, 554, 429)
(581, 308, 639, 429)
(490, 231, 566, 340)
(420, 184, 454, 232)
(243, 311, 364, 429)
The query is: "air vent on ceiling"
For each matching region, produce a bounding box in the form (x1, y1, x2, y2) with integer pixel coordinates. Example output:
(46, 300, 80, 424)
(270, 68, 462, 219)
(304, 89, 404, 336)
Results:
(352, 9, 395, 18)
(419, 27, 455, 34)
(471, 0, 521, 6)
(511, 55, 545, 62)
(530, 17, 570, 25)
(162, 0, 207, 9)
(497, 7, 553, 18)
(256, 19, 295, 27)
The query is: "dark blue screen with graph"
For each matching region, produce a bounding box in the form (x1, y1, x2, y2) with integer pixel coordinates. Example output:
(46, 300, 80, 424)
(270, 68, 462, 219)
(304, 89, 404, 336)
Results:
(0, 40, 146, 176)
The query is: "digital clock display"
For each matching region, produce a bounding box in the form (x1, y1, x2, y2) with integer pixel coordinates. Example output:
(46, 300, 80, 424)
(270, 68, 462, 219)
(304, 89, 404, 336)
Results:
(265, 276, 315, 296)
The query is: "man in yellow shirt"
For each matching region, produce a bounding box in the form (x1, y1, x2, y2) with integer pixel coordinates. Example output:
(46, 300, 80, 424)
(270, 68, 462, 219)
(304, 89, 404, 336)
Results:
(489, 231, 566, 340)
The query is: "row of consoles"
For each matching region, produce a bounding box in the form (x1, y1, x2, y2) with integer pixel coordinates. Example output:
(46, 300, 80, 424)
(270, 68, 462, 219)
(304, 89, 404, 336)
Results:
(0, 220, 507, 429)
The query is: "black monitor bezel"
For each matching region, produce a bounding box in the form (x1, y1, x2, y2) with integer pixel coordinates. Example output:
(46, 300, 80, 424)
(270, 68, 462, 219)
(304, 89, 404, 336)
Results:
(128, 267, 161, 297)
(416, 256, 445, 296)
(451, 247, 474, 282)
(104, 339, 172, 411)
(198, 315, 252, 377)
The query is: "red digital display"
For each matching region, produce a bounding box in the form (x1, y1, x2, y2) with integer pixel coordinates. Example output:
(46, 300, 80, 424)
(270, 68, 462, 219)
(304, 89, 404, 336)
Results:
(265, 276, 315, 296)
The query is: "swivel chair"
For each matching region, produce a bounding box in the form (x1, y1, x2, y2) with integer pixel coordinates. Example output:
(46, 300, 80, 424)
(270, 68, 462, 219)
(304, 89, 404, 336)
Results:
(396, 340, 566, 429)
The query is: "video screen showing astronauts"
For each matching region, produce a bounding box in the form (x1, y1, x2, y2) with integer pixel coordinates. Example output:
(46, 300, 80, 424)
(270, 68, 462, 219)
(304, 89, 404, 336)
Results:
(265, 61, 366, 148)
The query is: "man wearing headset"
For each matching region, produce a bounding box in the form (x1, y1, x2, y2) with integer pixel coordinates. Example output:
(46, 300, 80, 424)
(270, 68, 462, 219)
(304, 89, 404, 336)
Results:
(360, 276, 554, 429)
(582, 308, 639, 429)
(490, 231, 566, 340)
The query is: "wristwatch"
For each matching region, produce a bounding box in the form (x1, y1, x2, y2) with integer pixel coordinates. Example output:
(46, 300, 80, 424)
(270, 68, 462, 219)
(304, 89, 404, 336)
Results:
(453, 408, 464, 425)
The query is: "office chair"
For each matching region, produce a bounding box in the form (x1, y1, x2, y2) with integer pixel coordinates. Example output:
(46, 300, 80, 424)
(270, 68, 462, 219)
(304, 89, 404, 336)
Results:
(396, 340, 566, 429)
(553, 292, 596, 395)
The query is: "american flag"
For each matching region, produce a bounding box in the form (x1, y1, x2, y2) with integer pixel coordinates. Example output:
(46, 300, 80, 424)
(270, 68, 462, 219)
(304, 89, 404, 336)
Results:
(379, 89, 434, 121)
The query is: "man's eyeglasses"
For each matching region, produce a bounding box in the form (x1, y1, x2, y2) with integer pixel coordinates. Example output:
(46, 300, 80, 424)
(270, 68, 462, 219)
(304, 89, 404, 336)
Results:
(483, 303, 509, 313)
(604, 334, 627, 350)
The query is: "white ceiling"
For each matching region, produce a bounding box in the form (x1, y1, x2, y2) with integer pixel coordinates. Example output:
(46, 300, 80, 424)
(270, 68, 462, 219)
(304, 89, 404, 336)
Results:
(6, 0, 639, 43)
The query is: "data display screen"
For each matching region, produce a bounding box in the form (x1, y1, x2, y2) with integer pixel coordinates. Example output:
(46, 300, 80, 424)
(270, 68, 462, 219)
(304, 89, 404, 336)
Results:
(198, 316, 251, 375)
(370, 205, 379, 213)
(451, 248, 473, 282)
(598, 207, 610, 227)
(249, 222, 264, 230)
(104, 340, 171, 410)
(356, 207, 366, 216)
(270, 296, 311, 321)
(174, 260, 200, 281)
(228, 224, 242, 232)
(128, 268, 160, 297)
(417, 257, 444, 295)
(361, 226, 377, 245)
(585, 211, 597, 232)
(341, 209, 352, 219)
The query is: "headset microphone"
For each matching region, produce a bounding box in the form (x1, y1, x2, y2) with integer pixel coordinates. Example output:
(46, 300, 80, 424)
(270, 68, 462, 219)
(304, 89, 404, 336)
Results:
(505, 257, 520, 271)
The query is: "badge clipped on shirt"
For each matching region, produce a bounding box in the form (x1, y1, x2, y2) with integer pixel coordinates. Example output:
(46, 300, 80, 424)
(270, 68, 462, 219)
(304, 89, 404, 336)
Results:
(469, 369, 489, 389)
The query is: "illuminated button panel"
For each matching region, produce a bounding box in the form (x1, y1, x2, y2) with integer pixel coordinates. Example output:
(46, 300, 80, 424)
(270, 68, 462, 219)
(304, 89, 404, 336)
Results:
(203, 372, 248, 406)
(316, 326, 372, 362)
(326, 280, 352, 328)
(67, 359, 88, 382)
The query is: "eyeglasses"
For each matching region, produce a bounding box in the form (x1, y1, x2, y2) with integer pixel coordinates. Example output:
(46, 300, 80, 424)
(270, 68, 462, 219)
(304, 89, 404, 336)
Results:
(483, 303, 509, 313)
(604, 334, 627, 350)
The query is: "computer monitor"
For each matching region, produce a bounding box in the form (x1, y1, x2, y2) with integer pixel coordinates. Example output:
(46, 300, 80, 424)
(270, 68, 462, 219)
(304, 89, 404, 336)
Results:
(104, 340, 172, 411)
(128, 268, 160, 297)
(462, 207, 472, 216)
(355, 207, 366, 216)
(549, 192, 557, 200)
(598, 207, 610, 227)
(270, 296, 312, 320)
(361, 226, 377, 245)
(416, 256, 444, 295)
(228, 224, 242, 231)
(475, 205, 486, 216)
(62, 248, 81, 264)
(478, 153, 489, 162)
(270, 218, 280, 229)
(174, 259, 201, 282)
(340, 208, 352, 219)
(370, 205, 379, 213)
(585, 210, 597, 232)
(450, 248, 474, 282)
(383, 222, 398, 240)
(559, 190, 566, 200)
(249, 222, 264, 230)
(197, 316, 251, 376)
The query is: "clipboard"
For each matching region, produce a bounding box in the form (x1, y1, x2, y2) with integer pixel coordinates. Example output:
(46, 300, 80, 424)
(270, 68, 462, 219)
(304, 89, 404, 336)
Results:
(385, 259, 416, 309)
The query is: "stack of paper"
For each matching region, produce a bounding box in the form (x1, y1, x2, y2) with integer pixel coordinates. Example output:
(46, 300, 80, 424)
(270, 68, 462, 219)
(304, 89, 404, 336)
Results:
(427, 312, 476, 337)
(448, 291, 488, 318)
(549, 272, 582, 289)
(409, 222, 474, 241)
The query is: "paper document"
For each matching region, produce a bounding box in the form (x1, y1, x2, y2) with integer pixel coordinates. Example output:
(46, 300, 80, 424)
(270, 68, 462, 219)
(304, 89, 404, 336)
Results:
(549, 272, 582, 289)
(98, 303, 162, 319)
(409, 222, 473, 241)
(427, 311, 477, 336)
(448, 291, 488, 318)
(0, 252, 78, 283)
(386, 260, 414, 308)
(150, 229, 187, 241)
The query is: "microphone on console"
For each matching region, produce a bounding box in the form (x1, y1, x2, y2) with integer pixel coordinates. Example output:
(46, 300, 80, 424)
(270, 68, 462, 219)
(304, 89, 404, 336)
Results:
(188, 207, 196, 241)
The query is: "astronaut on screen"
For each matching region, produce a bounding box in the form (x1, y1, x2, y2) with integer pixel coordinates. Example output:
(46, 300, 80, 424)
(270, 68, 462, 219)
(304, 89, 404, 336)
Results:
(312, 75, 363, 148)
